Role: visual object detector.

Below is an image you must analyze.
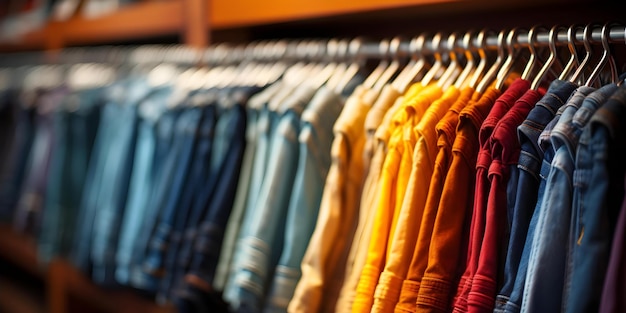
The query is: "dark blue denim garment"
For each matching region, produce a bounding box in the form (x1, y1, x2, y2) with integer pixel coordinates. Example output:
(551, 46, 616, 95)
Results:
(563, 85, 626, 313)
(0, 90, 35, 222)
(171, 86, 266, 313)
(14, 86, 70, 236)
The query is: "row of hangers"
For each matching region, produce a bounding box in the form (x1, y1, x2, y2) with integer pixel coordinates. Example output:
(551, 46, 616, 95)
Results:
(0, 22, 624, 101)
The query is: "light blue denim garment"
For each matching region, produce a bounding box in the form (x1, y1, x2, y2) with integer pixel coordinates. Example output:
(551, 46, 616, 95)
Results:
(263, 86, 344, 313)
(223, 81, 297, 304)
(129, 102, 203, 292)
(519, 86, 594, 313)
(495, 80, 578, 313)
(71, 83, 126, 272)
(126, 88, 200, 290)
(114, 85, 172, 284)
(213, 82, 283, 292)
(38, 87, 104, 264)
(127, 102, 185, 280)
(90, 78, 152, 286)
(227, 85, 317, 312)
(562, 85, 626, 313)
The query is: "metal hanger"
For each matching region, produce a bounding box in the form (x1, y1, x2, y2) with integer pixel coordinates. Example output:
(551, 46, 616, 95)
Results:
(569, 24, 595, 85)
(308, 39, 340, 90)
(439, 32, 462, 90)
(335, 37, 366, 94)
(421, 32, 445, 86)
(558, 24, 581, 81)
(454, 30, 476, 89)
(495, 27, 522, 90)
(531, 25, 560, 90)
(391, 33, 429, 93)
(476, 29, 507, 93)
(468, 29, 489, 89)
(371, 36, 403, 93)
(360, 38, 393, 90)
(584, 22, 619, 87)
(325, 38, 349, 91)
(520, 25, 544, 81)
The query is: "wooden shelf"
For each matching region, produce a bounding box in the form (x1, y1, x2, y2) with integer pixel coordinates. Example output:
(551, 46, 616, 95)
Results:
(0, 0, 185, 52)
(209, 0, 457, 29)
(0, 0, 615, 52)
(207, 0, 583, 30)
(0, 225, 174, 313)
(61, 0, 184, 46)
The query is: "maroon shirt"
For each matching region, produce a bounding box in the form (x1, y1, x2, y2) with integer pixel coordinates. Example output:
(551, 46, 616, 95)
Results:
(452, 78, 530, 313)
(467, 88, 544, 313)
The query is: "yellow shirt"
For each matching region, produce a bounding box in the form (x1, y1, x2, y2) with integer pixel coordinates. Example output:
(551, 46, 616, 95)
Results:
(371, 85, 454, 313)
(352, 83, 442, 313)
(336, 82, 425, 313)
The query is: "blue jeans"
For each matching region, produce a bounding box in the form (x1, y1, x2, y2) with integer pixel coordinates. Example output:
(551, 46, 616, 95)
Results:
(172, 87, 262, 311)
(212, 106, 260, 292)
(563, 86, 626, 313)
(72, 89, 120, 273)
(223, 104, 279, 304)
(124, 104, 183, 286)
(222, 85, 316, 312)
(0, 101, 35, 222)
(131, 105, 203, 292)
(13, 87, 69, 236)
(157, 101, 218, 302)
(520, 146, 574, 313)
(115, 86, 173, 284)
(38, 87, 103, 264)
(90, 98, 142, 286)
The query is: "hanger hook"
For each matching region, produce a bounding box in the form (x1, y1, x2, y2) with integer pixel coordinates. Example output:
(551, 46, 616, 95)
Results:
(496, 27, 520, 89)
(390, 36, 403, 60)
(558, 24, 581, 80)
(462, 30, 475, 67)
(327, 38, 339, 61)
(570, 23, 595, 83)
(349, 36, 364, 62)
(447, 32, 458, 60)
(531, 25, 560, 90)
(431, 32, 443, 61)
(409, 33, 427, 60)
(468, 28, 489, 88)
(521, 25, 544, 80)
(378, 38, 391, 60)
(462, 31, 473, 52)
(585, 22, 618, 86)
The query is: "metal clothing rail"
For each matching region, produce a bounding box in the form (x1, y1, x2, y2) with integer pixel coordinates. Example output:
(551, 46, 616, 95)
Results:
(0, 23, 624, 67)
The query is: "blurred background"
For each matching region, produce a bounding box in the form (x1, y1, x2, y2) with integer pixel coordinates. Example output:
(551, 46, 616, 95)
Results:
(0, 1, 623, 313)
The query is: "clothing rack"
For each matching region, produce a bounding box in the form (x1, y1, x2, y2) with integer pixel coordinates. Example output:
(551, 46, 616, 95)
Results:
(1, 23, 625, 68)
